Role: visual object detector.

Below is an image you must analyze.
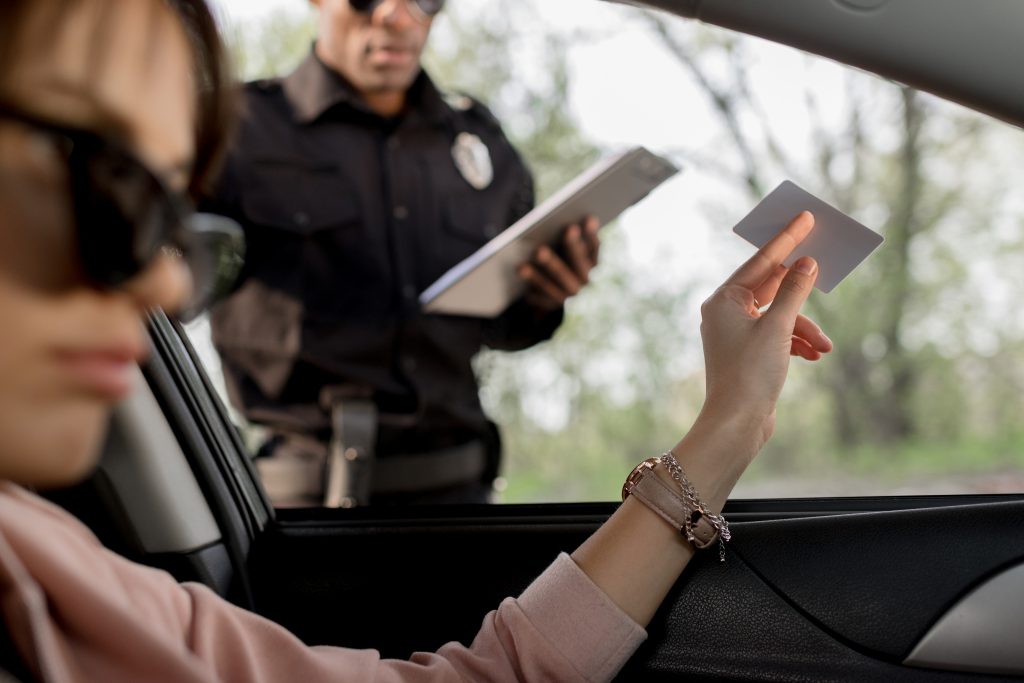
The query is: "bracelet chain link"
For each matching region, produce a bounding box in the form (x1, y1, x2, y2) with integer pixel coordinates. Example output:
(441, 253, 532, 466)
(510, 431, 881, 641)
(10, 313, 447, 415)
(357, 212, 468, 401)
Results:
(659, 451, 731, 562)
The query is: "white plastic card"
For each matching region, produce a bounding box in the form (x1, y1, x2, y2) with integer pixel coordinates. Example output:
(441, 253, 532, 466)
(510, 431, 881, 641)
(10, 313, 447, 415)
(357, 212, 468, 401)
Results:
(732, 180, 884, 293)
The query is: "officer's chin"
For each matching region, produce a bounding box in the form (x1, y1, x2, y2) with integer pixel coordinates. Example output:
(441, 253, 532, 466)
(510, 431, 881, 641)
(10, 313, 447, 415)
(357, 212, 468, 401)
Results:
(368, 67, 422, 92)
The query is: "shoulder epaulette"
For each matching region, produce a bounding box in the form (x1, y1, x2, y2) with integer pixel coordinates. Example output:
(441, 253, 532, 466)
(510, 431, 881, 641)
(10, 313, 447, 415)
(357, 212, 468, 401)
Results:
(443, 91, 503, 130)
(246, 77, 284, 94)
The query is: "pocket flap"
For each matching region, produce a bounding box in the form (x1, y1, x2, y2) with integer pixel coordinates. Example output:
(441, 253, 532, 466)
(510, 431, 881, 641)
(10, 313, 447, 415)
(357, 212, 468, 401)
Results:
(443, 195, 502, 244)
(241, 165, 361, 234)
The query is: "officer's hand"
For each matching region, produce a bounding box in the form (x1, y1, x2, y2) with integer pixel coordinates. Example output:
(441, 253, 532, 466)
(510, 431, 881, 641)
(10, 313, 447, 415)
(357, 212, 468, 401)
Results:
(518, 216, 601, 312)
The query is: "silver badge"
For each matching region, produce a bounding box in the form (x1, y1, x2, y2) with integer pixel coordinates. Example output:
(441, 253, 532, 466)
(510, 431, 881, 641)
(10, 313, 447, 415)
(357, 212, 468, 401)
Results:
(443, 92, 473, 112)
(451, 132, 493, 190)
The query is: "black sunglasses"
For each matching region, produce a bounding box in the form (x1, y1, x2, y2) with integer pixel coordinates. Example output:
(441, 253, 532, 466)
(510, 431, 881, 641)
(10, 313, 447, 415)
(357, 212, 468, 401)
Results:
(0, 102, 244, 322)
(349, 0, 445, 19)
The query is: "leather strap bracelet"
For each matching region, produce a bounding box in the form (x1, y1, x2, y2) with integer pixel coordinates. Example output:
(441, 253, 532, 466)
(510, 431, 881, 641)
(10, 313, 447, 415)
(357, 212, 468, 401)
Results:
(622, 456, 730, 561)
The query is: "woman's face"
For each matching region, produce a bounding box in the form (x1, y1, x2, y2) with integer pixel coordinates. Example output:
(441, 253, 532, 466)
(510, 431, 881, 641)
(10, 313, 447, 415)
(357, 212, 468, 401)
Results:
(0, 0, 194, 486)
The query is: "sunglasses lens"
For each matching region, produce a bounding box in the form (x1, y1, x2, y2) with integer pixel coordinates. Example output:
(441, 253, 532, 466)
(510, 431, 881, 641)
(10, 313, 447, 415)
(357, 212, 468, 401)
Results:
(413, 0, 445, 15)
(175, 213, 246, 322)
(72, 143, 176, 287)
(348, 0, 379, 12)
(65, 137, 244, 319)
(349, 0, 444, 15)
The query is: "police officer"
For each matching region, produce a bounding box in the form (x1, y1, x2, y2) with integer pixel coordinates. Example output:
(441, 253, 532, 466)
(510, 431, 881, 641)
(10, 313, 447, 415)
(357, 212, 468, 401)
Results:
(205, 0, 600, 506)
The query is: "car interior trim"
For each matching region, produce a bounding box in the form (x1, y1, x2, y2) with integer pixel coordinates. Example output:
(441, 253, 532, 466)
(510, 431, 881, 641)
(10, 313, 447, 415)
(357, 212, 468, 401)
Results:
(619, 0, 1024, 127)
(904, 561, 1024, 676)
(98, 366, 222, 554)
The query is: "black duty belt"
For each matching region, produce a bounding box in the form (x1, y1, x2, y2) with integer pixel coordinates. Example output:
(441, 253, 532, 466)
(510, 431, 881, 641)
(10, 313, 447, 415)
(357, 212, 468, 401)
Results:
(256, 429, 487, 507)
(371, 441, 487, 494)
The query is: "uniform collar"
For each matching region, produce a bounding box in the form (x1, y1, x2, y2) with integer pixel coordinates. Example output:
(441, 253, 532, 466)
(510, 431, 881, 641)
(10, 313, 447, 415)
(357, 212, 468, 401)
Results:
(282, 48, 451, 127)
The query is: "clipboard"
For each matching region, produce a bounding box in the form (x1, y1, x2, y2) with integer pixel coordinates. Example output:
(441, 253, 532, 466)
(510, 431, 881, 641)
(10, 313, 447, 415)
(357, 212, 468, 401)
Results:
(419, 146, 680, 317)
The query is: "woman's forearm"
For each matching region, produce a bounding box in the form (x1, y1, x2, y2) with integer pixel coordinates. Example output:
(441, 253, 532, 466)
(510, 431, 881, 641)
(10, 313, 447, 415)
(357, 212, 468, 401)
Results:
(572, 215, 826, 629)
(570, 413, 759, 627)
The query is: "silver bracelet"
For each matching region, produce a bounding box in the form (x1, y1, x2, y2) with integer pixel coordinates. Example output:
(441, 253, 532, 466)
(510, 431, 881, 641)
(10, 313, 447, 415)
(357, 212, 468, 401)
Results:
(659, 451, 731, 562)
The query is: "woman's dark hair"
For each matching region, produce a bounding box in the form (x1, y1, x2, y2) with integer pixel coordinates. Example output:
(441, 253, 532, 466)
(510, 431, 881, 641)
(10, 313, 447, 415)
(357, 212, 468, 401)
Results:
(0, 0, 238, 200)
(166, 0, 239, 198)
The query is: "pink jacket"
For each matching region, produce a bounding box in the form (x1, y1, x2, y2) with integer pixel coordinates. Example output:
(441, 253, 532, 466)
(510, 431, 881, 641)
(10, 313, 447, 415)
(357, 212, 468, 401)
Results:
(0, 483, 645, 682)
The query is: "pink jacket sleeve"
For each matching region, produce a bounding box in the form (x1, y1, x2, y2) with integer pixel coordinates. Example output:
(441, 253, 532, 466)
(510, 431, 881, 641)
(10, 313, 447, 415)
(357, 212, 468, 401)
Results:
(0, 485, 646, 683)
(180, 552, 646, 682)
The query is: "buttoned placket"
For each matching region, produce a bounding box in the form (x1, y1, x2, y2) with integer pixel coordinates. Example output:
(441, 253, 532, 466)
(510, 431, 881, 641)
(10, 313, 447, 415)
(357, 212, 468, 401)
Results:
(379, 123, 426, 399)
(381, 129, 417, 312)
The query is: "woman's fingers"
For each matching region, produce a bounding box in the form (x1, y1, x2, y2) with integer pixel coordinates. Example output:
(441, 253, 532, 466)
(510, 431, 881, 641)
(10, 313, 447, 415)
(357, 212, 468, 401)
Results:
(790, 336, 822, 361)
(763, 255, 819, 328)
(793, 313, 832, 353)
(750, 263, 789, 309)
(727, 211, 815, 291)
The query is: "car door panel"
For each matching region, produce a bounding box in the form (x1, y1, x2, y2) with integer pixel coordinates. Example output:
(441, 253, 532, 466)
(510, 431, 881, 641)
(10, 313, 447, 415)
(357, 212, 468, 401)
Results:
(906, 563, 1024, 676)
(245, 499, 1023, 681)
(247, 507, 595, 656)
(729, 501, 1024, 661)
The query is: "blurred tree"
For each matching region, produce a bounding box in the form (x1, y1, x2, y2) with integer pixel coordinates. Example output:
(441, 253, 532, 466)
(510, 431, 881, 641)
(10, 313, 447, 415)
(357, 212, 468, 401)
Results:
(642, 13, 1011, 451)
(224, 8, 315, 81)
(424, 1, 600, 198)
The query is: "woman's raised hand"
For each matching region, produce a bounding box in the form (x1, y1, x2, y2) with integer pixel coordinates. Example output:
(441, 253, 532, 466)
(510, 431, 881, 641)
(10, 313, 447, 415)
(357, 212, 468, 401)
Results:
(572, 212, 834, 629)
(697, 211, 833, 453)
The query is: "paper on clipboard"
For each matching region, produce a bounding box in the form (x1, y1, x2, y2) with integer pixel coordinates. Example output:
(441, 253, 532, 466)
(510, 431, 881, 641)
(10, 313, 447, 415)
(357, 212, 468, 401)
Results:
(419, 146, 680, 317)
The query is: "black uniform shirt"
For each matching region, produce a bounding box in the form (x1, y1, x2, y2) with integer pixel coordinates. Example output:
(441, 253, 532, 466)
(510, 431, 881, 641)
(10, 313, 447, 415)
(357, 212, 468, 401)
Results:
(205, 52, 563, 457)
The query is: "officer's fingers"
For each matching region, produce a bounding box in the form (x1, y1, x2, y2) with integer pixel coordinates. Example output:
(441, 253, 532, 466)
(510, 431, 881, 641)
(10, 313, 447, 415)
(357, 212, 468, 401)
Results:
(583, 216, 601, 264)
(519, 263, 568, 307)
(525, 288, 562, 312)
(563, 225, 594, 282)
(534, 246, 583, 296)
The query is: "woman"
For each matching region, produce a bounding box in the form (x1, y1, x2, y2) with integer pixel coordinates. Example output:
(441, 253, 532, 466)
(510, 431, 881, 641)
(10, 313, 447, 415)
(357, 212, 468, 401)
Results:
(0, 0, 833, 681)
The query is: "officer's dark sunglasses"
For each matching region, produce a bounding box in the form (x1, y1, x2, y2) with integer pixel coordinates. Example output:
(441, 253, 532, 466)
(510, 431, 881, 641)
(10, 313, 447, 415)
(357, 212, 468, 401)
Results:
(0, 102, 244, 321)
(349, 0, 445, 19)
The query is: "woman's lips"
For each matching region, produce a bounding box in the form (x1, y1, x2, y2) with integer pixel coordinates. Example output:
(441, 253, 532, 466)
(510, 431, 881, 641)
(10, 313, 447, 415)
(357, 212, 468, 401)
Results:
(55, 349, 140, 400)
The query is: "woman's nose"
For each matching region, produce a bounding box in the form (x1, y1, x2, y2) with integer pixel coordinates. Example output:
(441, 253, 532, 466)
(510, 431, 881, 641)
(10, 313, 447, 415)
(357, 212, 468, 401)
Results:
(120, 252, 192, 315)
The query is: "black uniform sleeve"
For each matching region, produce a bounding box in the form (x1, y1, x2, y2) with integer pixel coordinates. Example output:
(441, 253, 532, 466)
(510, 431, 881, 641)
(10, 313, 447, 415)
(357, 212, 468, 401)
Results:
(484, 298, 565, 351)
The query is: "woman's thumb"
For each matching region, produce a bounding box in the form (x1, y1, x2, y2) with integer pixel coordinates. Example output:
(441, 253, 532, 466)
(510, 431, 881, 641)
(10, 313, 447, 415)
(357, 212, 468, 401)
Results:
(766, 257, 818, 324)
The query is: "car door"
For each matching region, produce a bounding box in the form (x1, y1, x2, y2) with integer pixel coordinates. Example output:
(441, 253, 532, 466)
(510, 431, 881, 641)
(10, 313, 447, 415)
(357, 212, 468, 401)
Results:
(151, 304, 1024, 679)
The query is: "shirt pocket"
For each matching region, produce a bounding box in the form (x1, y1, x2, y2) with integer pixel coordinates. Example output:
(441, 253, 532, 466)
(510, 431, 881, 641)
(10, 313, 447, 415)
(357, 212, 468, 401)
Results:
(441, 192, 505, 245)
(239, 164, 365, 320)
(434, 193, 509, 282)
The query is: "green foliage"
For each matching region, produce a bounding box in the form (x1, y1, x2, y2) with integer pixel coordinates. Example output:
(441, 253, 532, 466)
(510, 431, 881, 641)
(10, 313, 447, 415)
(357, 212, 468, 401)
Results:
(425, 1, 600, 198)
(224, 8, 315, 81)
(483, 227, 703, 501)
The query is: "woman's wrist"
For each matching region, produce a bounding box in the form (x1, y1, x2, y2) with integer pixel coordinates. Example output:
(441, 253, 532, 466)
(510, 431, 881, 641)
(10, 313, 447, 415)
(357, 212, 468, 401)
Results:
(695, 400, 771, 456)
(668, 411, 765, 512)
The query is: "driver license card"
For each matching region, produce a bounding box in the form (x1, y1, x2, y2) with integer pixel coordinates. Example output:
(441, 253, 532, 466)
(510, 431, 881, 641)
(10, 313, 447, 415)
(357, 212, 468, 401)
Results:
(732, 180, 884, 293)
